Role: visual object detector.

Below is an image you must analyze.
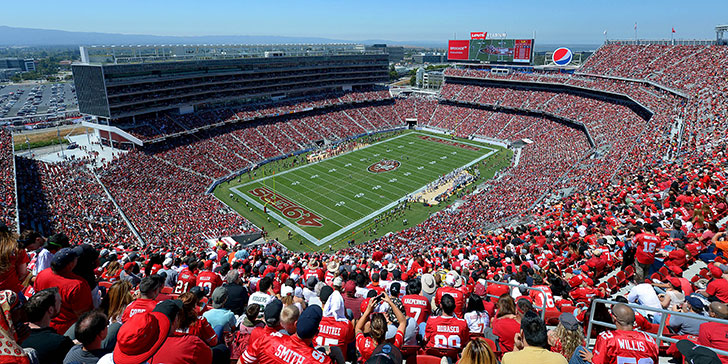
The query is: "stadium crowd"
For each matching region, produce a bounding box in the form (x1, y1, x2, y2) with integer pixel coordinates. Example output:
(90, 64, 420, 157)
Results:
(0, 128, 16, 230)
(1, 43, 728, 364)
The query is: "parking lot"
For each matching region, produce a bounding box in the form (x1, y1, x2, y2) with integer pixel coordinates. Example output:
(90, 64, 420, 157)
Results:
(0, 82, 77, 119)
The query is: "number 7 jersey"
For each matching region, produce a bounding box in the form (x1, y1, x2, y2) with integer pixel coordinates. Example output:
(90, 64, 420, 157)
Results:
(592, 330, 658, 364)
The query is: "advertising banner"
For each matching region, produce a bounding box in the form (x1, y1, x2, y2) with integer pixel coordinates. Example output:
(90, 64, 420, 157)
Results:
(447, 40, 471, 60)
(470, 32, 487, 40)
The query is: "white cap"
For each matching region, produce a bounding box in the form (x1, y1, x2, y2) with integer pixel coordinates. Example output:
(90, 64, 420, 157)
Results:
(281, 285, 294, 296)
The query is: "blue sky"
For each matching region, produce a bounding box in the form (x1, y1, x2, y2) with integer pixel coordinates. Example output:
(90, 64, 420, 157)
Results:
(1, 0, 725, 44)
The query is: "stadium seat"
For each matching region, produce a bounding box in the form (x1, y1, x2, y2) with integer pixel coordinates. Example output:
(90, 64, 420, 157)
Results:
(98, 281, 112, 289)
(659, 266, 670, 277)
(607, 276, 618, 291)
(616, 271, 627, 286)
(161, 286, 173, 294)
(423, 347, 459, 360)
(625, 266, 634, 280)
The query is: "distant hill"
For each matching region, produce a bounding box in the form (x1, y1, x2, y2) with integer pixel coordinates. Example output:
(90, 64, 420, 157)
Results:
(0, 25, 445, 48)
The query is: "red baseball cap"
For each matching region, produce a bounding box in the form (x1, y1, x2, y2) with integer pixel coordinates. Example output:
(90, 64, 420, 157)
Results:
(569, 275, 582, 287)
(123, 262, 135, 271)
(113, 311, 171, 364)
(668, 277, 682, 288)
(668, 265, 683, 276)
(710, 265, 723, 278)
(204, 260, 213, 270)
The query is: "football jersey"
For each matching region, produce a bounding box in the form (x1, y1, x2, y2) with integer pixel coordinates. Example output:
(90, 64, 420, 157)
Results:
(424, 315, 470, 350)
(313, 317, 354, 354)
(242, 330, 333, 364)
(356, 330, 403, 362)
(592, 330, 658, 364)
(530, 285, 558, 311)
(434, 287, 465, 316)
(402, 294, 431, 325)
(175, 268, 197, 294)
(634, 232, 660, 265)
(196, 271, 223, 295)
(121, 298, 158, 323)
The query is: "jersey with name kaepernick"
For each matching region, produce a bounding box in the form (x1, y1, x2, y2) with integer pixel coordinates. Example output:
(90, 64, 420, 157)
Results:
(241, 331, 333, 364)
(592, 330, 658, 364)
(402, 294, 431, 325)
(313, 316, 354, 354)
(424, 315, 470, 350)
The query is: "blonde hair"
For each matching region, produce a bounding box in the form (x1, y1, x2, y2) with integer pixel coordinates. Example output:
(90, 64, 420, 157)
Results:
(460, 338, 497, 364)
(554, 323, 585, 359)
(0, 230, 19, 274)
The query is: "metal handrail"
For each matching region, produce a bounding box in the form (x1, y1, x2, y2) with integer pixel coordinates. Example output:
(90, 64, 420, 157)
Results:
(585, 298, 728, 357)
(484, 280, 547, 320)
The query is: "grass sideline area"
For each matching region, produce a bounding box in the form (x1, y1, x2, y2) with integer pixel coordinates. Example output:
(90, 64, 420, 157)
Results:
(213, 130, 512, 252)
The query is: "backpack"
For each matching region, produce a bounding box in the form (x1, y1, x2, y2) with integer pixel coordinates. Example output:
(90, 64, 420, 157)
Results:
(229, 324, 257, 359)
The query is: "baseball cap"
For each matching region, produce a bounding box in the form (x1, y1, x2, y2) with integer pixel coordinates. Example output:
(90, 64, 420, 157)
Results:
(152, 300, 183, 324)
(421, 274, 436, 295)
(668, 277, 682, 288)
(139, 274, 164, 294)
(296, 305, 323, 339)
(189, 286, 205, 299)
(281, 285, 293, 297)
(677, 339, 721, 364)
(211, 287, 228, 308)
(265, 299, 283, 326)
(46, 233, 70, 249)
(51, 247, 82, 269)
(333, 276, 343, 288)
(686, 296, 706, 311)
(559, 312, 580, 331)
(123, 262, 136, 271)
(569, 275, 583, 287)
(306, 276, 318, 290)
(710, 265, 723, 278)
(113, 310, 171, 364)
(163, 258, 174, 267)
(367, 341, 403, 364)
(344, 280, 357, 293)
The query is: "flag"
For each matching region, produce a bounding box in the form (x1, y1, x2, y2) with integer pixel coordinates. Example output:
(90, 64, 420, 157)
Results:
(672, 27, 676, 33)
(603, 30, 607, 35)
(634, 23, 637, 30)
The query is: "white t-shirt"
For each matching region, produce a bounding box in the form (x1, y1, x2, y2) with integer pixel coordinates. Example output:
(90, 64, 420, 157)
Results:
(249, 292, 274, 313)
(627, 283, 662, 310)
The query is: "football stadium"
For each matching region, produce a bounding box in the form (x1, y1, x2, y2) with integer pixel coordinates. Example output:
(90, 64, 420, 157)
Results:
(3, 12, 728, 364)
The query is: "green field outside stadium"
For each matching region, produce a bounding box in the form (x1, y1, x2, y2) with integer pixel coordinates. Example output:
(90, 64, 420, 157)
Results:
(214, 131, 509, 249)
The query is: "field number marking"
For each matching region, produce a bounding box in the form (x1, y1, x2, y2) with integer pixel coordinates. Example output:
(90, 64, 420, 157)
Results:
(417, 166, 424, 170)
(354, 193, 364, 198)
(335, 201, 346, 207)
(329, 168, 337, 172)
(372, 185, 382, 190)
(429, 161, 437, 164)
(311, 174, 319, 179)
(291, 181, 300, 186)
(389, 178, 398, 183)
(345, 163, 352, 167)
(403, 172, 411, 176)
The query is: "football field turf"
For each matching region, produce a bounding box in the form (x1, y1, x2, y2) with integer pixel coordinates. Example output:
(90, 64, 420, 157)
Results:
(225, 131, 500, 246)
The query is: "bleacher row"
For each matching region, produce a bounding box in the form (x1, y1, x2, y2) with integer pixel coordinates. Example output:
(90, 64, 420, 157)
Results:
(0, 128, 17, 230)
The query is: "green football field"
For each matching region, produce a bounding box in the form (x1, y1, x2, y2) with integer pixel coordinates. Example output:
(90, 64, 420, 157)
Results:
(221, 131, 501, 246)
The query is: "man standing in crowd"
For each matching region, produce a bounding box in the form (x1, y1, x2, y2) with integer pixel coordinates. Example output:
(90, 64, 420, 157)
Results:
(122, 274, 164, 322)
(21, 288, 74, 364)
(34, 247, 93, 334)
(63, 311, 108, 364)
(574, 303, 658, 364)
(632, 226, 660, 283)
(502, 311, 566, 364)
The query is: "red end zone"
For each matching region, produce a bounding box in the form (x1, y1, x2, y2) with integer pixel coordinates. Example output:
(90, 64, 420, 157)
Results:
(417, 135, 480, 151)
(248, 186, 324, 227)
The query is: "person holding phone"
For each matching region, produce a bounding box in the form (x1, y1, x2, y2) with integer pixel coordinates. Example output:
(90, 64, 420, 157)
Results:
(355, 293, 407, 362)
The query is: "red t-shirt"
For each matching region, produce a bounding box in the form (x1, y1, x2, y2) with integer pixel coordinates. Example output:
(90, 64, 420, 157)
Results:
(0, 249, 28, 293)
(434, 287, 465, 316)
(706, 279, 728, 303)
(491, 316, 520, 352)
(402, 294, 431, 325)
(424, 315, 469, 350)
(592, 330, 658, 364)
(121, 298, 158, 323)
(196, 271, 223, 295)
(365, 283, 385, 295)
(634, 233, 660, 265)
(699, 322, 728, 364)
(150, 334, 212, 364)
(570, 287, 604, 304)
(356, 330, 403, 362)
(243, 331, 334, 364)
(176, 316, 218, 346)
(486, 282, 510, 298)
(175, 268, 197, 294)
(34, 268, 93, 334)
(314, 317, 354, 355)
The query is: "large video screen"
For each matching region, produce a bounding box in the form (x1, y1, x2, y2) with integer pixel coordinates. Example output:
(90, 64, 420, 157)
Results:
(448, 39, 533, 63)
(469, 39, 533, 63)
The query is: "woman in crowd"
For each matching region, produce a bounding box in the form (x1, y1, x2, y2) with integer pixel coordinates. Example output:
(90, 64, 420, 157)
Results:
(547, 312, 585, 361)
(100, 261, 122, 283)
(459, 337, 497, 364)
(464, 293, 489, 335)
(491, 294, 519, 353)
(355, 294, 407, 362)
(0, 225, 28, 294)
(177, 291, 218, 346)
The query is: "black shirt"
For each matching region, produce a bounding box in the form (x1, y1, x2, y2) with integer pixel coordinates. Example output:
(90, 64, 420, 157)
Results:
(21, 326, 75, 364)
(63, 344, 108, 364)
(223, 282, 249, 316)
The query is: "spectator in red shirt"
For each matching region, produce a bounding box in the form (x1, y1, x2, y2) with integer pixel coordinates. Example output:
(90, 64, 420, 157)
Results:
(699, 302, 728, 364)
(697, 263, 728, 303)
(402, 279, 431, 331)
(140, 299, 211, 364)
(0, 224, 29, 294)
(342, 280, 363, 320)
(492, 294, 520, 353)
(355, 293, 407, 362)
(424, 294, 470, 359)
(34, 247, 93, 335)
(196, 261, 223, 296)
(122, 274, 164, 323)
(632, 226, 660, 282)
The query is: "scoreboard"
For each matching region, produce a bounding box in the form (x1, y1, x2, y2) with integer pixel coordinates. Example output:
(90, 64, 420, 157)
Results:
(448, 39, 534, 64)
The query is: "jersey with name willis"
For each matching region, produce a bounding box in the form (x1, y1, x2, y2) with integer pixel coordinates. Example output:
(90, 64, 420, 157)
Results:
(592, 330, 658, 364)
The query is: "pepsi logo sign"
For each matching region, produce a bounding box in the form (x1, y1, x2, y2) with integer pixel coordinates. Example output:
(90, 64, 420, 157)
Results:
(553, 47, 573, 66)
(368, 160, 400, 173)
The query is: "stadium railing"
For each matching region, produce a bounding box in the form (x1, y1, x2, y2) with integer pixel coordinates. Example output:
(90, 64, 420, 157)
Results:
(483, 280, 548, 321)
(585, 298, 728, 356)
